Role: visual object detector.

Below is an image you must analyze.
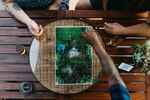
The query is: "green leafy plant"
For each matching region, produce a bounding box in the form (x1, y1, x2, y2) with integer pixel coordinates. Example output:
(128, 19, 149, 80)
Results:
(132, 40, 150, 74)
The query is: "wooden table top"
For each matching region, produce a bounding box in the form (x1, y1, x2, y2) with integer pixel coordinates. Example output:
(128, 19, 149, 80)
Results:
(0, 10, 150, 100)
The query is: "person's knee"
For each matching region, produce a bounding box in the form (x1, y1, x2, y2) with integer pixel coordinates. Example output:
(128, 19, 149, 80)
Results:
(4, 0, 13, 4)
(75, 0, 92, 10)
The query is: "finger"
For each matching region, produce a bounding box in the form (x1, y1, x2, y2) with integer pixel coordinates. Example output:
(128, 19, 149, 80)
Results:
(30, 29, 39, 36)
(81, 32, 86, 38)
(81, 29, 89, 36)
(38, 24, 42, 30)
(114, 22, 119, 25)
(104, 22, 114, 29)
(37, 25, 43, 36)
(104, 26, 111, 33)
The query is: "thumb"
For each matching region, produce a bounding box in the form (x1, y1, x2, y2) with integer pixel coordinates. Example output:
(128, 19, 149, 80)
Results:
(37, 25, 43, 36)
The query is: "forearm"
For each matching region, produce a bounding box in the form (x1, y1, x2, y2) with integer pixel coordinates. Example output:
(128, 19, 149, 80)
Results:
(93, 42, 125, 87)
(5, 2, 32, 25)
(124, 23, 150, 37)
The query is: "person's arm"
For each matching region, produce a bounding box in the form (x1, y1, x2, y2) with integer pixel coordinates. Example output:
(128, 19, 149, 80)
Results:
(82, 30, 125, 87)
(48, 0, 62, 10)
(4, 0, 43, 36)
(104, 11, 150, 37)
(102, 0, 108, 10)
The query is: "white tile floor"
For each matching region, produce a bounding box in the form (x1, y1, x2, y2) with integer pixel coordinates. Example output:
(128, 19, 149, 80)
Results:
(0, 0, 79, 10)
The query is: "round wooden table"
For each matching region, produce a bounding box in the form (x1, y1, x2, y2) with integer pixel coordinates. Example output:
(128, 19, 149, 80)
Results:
(29, 19, 103, 94)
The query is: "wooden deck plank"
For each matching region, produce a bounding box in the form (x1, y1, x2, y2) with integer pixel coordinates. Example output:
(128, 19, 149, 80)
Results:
(0, 73, 36, 81)
(0, 18, 146, 27)
(0, 29, 31, 36)
(0, 72, 145, 82)
(0, 53, 137, 66)
(106, 48, 133, 55)
(0, 36, 146, 46)
(103, 37, 146, 46)
(99, 75, 146, 82)
(70, 92, 145, 100)
(0, 54, 29, 63)
(0, 82, 145, 92)
(0, 64, 31, 72)
(0, 91, 57, 99)
(0, 82, 47, 91)
(0, 10, 148, 18)
(89, 83, 145, 91)
(0, 36, 32, 45)
(146, 75, 150, 100)
(0, 45, 29, 54)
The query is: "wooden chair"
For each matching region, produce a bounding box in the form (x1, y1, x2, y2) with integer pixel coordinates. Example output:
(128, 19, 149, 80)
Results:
(0, 10, 149, 100)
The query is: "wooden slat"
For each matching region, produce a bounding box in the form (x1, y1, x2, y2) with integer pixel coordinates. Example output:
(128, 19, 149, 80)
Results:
(106, 48, 133, 55)
(0, 50, 135, 64)
(82, 19, 146, 27)
(0, 36, 32, 45)
(0, 29, 31, 36)
(99, 29, 148, 38)
(71, 92, 111, 100)
(0, 18, 24, 27)
(0, 91, 56, 99)
(99, 75, 146, 82)
(0, 82, 145, 92)
(50, 10, 148, 19)
(0, 10, 147, 18)
(98, 19, 145, 26)
(0, 18, 146, 27)
(0, 63, 141, 75)
(146, 75, 150, 100)
(0, 45, 29, 54)
(0, 54, 29, 63)
(118, 67, 142, 73)
(0, 45, 19, 54)
(70, 92, 145, 100)
(0, 56, 135, 70)
(0, 18, 50, 27)
(0, 38, 144, 53)
(103, 37, 146, 46)
(0, 64, 31, 72)
(0, 10, 65, 18)
(89, 83, 145, 91)
(112, 56, 134, 64)
(0, 72, 145, 82)
(0, 73, 36, 81)
(0, 82, 47, 91)
(107, 11, 148, 18)
(0, 10, 108, 18)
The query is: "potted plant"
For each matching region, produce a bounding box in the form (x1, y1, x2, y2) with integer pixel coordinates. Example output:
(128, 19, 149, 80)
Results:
(132, 40, 150, 74)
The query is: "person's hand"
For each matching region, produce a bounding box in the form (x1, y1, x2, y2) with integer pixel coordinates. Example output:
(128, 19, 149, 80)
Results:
(27, 20, 43, 36)
(82, 30, 100, 46)
(104, 22, 126, 35)
(48, 3, 60, 10)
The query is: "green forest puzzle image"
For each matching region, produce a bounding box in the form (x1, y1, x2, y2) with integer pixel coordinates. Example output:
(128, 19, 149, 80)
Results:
(55, 26, 93, 85)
